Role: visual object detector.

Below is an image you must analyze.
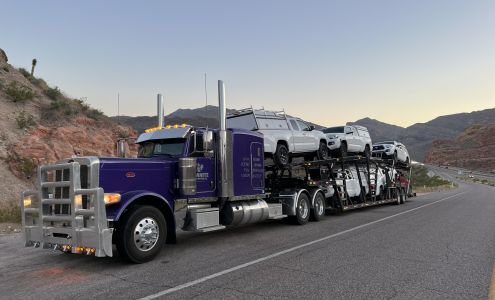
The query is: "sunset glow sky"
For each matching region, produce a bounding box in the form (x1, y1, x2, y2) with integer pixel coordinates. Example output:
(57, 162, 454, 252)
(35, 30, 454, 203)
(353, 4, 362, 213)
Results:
(2, 0, 494, 127)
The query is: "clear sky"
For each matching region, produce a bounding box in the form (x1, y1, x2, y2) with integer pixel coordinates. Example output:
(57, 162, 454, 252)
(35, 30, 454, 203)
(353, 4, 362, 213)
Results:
(2, 0, 494, 127)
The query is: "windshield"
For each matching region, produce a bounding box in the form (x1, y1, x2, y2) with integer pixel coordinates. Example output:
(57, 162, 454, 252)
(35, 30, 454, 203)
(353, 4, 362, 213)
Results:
(138, 138, 186, 158)
(322, 126, 344, 133)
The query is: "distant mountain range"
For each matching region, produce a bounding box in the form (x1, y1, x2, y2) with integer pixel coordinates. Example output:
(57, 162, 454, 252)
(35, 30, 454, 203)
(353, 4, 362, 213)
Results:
(348, 108, 495, 161)
(114, 106, 495, 162)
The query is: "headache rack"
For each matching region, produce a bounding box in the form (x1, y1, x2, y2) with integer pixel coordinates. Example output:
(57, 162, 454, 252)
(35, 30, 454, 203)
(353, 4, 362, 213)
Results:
(21, 158, 113, 257)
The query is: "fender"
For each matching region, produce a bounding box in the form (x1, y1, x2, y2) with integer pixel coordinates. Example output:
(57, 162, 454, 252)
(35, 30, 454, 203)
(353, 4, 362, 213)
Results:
(112, 190, 174, 223)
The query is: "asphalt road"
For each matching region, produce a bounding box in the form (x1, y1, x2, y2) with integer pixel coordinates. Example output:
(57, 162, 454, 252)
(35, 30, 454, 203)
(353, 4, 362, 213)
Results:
(1, 170, 494, 300)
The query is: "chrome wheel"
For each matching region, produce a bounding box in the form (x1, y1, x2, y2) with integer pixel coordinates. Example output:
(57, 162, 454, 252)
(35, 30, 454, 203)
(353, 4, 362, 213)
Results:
(279, 147, 289, 165)
(315, 197, 324, 216)
(134, 217, 159, 252)
(298, 198, 309, 220)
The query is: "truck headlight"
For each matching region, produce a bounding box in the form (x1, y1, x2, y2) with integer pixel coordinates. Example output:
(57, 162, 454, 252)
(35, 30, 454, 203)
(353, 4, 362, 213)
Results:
(104, 193, 121, 205)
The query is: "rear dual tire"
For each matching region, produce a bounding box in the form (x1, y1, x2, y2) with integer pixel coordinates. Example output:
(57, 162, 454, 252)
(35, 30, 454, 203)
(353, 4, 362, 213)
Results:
(291, 193, 311, 225)
(310, 192, 325, 222)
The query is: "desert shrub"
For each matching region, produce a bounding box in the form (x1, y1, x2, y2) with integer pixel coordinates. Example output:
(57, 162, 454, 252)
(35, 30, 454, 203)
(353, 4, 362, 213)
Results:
(44, 86, 62, 100)
(74, 99, 90, 112)
(18, 67, 31, 78)
(64, 108, 75, 116)
(5, 154, 37, 179)
(0, 201, 21, 223)
(5, 81, 36, 102)
(15, 111, 36, 129)
(50, 99, 67, 110)
(86, 108, 104, 120)
(410, 165, 450, 187)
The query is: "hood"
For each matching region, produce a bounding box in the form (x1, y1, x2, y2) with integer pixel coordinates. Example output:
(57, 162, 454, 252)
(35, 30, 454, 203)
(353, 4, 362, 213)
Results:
(325, 132, 345, 139)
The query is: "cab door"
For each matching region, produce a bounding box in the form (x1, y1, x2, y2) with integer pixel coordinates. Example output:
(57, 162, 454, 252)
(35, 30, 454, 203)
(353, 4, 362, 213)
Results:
(296, 120, 314, 152)
(288, 119, 303, 152)
(188, 133, 216, 197)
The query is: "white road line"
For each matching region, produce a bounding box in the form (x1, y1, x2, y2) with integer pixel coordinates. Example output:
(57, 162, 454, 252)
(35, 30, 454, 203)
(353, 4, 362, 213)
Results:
(139, 191, 468, 300)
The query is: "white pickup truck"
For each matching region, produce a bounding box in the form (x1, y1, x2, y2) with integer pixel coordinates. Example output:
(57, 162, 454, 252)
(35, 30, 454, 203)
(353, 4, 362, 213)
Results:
(335, 166, 370, 199)
(322, 125, 372, 158)
(227, 108, 329, 167)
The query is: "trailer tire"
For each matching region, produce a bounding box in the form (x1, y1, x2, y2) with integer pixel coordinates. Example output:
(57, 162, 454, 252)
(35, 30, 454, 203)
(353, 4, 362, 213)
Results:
(393, 188, 401, 205)
(116, 205, 167, 264)
(400, 188, 407, 204)
(310, 192, 325, 222)
(291, 192, 311, 225)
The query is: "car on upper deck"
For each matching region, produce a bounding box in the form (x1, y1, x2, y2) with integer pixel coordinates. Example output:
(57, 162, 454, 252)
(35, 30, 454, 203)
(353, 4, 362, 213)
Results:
(372, 141, 410, 166)
(322, 125, 372, 158)
(227, 108, 329, 167)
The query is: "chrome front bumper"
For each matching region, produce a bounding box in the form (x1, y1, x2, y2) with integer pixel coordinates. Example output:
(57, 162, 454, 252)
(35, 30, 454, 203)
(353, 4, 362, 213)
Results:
(21, 157, 113, 257)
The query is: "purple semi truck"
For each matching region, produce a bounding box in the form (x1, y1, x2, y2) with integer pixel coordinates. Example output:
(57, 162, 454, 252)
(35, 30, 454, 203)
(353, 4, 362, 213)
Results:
(21, 80, 411, 263)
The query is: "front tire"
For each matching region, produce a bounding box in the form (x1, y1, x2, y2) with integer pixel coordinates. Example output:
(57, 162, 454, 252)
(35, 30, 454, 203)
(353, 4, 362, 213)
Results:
(274, 143, 290, 168)
(317, 142, 329, 160)
(116, 206, 167, 263)
(340, 142, 348, 158)
(364, 145, 371, 159)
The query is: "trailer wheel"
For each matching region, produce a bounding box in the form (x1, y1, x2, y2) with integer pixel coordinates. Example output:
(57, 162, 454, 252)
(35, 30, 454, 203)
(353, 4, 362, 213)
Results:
(274, 143, 290, 167)
(310, 192, 325, 222)
(400, 188, 407, 204)
(291, 193, 310, 225)
(116, 205, 167, 263)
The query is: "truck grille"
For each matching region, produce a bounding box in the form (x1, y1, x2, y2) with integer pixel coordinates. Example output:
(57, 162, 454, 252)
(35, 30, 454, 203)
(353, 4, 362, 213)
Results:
(21, 157, 113, 257)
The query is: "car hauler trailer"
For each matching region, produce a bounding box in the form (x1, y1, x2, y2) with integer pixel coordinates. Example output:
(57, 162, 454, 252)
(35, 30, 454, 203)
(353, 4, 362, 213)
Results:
(20, 80, 412, 263)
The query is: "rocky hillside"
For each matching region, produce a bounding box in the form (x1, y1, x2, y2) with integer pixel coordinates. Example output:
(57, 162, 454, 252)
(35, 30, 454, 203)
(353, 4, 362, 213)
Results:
(424, 123, 495, 172)
(0, 48, 135, 220)
(349, 108, 495, 161)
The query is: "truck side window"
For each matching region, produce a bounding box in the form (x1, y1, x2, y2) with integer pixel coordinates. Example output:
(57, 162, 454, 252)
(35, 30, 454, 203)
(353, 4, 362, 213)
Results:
(189, 133, 205, 157)
(290, 120, 300, 131)
(296, 120, 310, 131)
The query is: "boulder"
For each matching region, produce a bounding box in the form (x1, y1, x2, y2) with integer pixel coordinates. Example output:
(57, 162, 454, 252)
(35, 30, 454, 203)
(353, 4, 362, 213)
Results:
(0, 48, 8, 63)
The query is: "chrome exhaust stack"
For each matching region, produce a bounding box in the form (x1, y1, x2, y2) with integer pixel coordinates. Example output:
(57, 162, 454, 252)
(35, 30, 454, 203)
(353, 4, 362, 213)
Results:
(218, 80, 230, 198)
(157, 94, 164, 127)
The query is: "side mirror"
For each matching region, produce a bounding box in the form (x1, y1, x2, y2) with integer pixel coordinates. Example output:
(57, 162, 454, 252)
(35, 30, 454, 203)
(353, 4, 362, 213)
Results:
(116, 139, 127, 158)
(309, 125, 315, 131)
(203, 130, 213, 151)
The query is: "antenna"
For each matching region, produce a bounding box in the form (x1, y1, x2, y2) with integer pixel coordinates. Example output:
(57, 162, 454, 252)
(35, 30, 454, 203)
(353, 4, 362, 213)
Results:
(204, 73, 208, 129)
(117, 92, 120, 124)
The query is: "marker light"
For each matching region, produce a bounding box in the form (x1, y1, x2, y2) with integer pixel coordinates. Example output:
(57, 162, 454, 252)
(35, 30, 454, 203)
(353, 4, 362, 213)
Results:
(74, 195, 82, 206)
(23, 196, 32, 207)
(145, 126, 163, 133)
(104, 193, 121, 205)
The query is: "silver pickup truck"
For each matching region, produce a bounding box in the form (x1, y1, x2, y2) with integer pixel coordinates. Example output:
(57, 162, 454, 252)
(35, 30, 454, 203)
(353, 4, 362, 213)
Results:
(227, 108, 329, 167)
